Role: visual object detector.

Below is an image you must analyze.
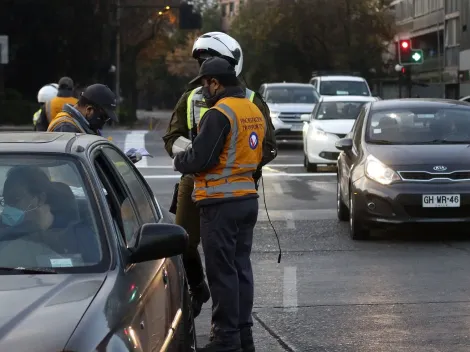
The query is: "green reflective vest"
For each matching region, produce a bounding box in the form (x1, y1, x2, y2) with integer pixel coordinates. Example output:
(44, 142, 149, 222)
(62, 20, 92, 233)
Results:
(186, 87, 256, 132)
(33, 108, 42, 125)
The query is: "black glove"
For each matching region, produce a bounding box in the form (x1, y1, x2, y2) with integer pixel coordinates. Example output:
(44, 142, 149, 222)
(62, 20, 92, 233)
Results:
(253, 168, 262, 191)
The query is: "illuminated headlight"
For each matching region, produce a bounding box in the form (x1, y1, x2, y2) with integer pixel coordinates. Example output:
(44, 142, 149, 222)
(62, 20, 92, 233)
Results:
(365, 155, 401, 185)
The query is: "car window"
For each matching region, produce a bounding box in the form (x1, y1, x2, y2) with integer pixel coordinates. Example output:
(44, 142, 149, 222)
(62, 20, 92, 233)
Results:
(101, 147, 158, 227)
(314, 101, 367, 120)
(0, 156, 105, 272)
(265, 86, 320, 104)
(366, 106, 470, 145)
(353, 108, 367, 148)
(319, 81, 370, 96)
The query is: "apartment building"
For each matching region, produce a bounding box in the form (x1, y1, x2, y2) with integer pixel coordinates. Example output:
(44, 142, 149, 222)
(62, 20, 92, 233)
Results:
(459, 1, 470, 96)
(219, 0, 245, 32)
(390, 0, 460, 98)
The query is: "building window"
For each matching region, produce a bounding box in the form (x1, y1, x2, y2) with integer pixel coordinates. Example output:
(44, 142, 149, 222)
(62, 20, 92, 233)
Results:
(229, 2, 234, 16)
(222, 3, 227, 17)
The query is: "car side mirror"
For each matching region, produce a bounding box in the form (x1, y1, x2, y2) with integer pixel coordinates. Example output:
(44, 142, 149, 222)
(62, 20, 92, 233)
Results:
(129, 223, 188, 263)
(300, 114, 310, 122)
(335, 138, 353, 151)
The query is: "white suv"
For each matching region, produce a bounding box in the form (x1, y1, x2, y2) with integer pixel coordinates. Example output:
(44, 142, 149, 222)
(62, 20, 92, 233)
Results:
(309, 75, 372, 97)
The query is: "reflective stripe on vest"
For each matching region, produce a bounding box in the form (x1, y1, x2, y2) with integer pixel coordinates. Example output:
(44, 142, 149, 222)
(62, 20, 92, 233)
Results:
(47, 112, 86, 133)
(186, 87, 256, 132)
(193, 98, 266, 202)
(46, 96, 78, 123)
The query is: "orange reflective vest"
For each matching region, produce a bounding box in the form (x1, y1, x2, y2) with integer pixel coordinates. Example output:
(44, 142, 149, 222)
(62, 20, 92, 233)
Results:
(45, 96, 78, 123)
(47, 111, 86, 133)
(193, 97, 266, 203)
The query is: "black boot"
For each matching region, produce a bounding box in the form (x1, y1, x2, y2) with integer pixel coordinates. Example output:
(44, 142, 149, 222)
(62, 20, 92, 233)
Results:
(190, 280, 210, 318)
(240, 327, 255, 352)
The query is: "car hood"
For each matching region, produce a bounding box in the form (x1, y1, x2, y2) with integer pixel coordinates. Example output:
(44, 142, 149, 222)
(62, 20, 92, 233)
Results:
(0, 273, 106, 351)
(268, 103, 315, 113)
(313, 120, 355, 135)
(367, 144, 470, 171)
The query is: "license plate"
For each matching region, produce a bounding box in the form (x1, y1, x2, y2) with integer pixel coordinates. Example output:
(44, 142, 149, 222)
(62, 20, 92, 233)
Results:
(422, 194, 460, 208)
(291, 124, 303, 131)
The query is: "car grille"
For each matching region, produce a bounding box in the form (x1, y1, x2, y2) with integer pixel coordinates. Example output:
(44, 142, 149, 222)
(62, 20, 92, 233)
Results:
(398, 171, 470, 182)
(404, 206, 470, 218)
(278, 112, 303, 123)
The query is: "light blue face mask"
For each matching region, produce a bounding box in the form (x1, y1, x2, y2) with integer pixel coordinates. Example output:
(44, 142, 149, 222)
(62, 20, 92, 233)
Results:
(1, 205, 26, 227)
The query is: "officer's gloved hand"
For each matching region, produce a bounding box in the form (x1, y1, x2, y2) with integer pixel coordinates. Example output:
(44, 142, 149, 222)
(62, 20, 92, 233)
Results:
(253, 167, 262, 191)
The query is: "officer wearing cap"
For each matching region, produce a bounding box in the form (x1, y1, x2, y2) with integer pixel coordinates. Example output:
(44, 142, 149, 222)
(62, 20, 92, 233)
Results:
(36, 77, 78, 131)
(47, 83, 118, 135)
(173, 57, 266, 352)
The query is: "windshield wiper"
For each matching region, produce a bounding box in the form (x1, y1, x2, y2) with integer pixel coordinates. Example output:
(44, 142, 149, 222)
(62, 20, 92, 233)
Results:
(368, 139, 395, 145)
(421, 139, 470, 144)
(0, 266, 57, 274)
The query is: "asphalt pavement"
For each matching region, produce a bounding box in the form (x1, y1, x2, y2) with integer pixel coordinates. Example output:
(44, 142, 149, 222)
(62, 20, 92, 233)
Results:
(105, 122, 470, 352)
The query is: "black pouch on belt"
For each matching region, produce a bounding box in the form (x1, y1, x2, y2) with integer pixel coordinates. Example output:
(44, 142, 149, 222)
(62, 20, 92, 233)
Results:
(169, 182, 179, 214)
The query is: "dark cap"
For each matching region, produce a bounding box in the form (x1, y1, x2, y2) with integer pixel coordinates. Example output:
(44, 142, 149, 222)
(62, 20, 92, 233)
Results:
(58, 76, 74, 89)
(189, 57, 236, 85)
(81, 84, 118, 122)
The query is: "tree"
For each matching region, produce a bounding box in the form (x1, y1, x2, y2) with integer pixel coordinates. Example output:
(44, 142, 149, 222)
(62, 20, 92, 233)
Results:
(229, 0, 395, 88)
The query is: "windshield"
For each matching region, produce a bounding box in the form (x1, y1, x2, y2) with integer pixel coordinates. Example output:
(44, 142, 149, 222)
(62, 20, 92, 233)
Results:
(366, 106, 470, 145)
(0, 156, 106, 273)
(315, 101, 367, 120)
(265, 86, 320, 104)
(319, 80, 370, 96)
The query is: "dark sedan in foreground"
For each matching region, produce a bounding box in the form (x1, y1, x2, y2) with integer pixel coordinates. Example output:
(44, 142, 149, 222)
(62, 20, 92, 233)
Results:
(0, 132, 195, 351)
(336, 99, 470, 240)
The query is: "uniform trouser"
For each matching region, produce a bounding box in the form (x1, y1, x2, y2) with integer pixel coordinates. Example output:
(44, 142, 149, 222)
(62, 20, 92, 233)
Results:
(200, 197, 258, 347)
(176, 174, 205, 288)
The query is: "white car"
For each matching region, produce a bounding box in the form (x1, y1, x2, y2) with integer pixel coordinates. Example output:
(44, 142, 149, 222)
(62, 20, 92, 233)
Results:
(259, 83, 320, 141)
(309, 75, 372, 97)
(302, 96, 377, 172)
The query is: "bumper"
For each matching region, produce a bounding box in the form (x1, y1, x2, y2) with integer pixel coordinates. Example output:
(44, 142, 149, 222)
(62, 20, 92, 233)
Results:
(353, 177, 470, 225)
(306, 135, 341, 164)
(272, 119, 303, 140)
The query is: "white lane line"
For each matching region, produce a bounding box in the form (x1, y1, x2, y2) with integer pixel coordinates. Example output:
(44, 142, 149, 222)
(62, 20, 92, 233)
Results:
(283, 266, 298, 312)
(124, 131, 148, 167)
(267, 164, 304, 167)
(285, 211, 295, 229)
(143, 172, 336, 179)
(308, 181, 337, 193)
(272, 182, 283, 194)
(136, 164, 304, 169)
(257, 209, 336, 221)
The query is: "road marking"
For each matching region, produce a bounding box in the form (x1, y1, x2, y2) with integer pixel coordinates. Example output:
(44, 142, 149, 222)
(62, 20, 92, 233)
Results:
(136, 164, 305, 169)
(258, 209, 336, 221)
(308, 181, 337, 193)
(124, 131, 148, 167)
(267, 164, 304, 167)
(272, 182, 283, 194)
(285, 211, 295, 229)
(283, 266, 298, 312)
(143, 172, 336, 179)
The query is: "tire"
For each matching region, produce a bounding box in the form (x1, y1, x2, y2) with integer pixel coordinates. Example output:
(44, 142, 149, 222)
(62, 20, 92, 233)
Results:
(307, 162, 318, 172)
(303, 153, 308, 167)
(178, 283, 197, 352)
(337, 178, 349, 221)
(349, 193, 370, 240)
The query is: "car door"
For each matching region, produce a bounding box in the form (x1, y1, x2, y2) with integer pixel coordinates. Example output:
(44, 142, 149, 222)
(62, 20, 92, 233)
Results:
(95, 145, 170, 352)
(340, 106, 366, 202)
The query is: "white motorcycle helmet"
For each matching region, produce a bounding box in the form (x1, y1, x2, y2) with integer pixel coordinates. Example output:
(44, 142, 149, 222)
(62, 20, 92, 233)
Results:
(192, 32, 243, 76)
(37, 83, 59, 103)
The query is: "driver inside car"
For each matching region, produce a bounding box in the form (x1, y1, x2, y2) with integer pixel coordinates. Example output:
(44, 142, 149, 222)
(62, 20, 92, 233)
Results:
(0, 166, 100, 267)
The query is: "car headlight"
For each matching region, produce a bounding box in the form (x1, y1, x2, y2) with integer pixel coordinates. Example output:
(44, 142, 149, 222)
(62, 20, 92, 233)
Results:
(270, 111, 281, 121)
(365, 155, 401, 185)
(311, 127, 328, 140)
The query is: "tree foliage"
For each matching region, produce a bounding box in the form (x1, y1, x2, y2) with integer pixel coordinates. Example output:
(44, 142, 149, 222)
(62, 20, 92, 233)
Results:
(230, 0, 395, 88)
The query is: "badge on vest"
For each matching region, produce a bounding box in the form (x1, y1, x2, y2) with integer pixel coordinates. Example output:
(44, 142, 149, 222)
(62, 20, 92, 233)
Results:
(195, 100, 207, 108)
(249, 132, 259, 150)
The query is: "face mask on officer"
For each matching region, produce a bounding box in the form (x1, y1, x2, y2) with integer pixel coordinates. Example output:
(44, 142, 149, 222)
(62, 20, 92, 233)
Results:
(1, 189, 46, 227)
(85, 106, 109, 132)
(202, 77, 222, 108)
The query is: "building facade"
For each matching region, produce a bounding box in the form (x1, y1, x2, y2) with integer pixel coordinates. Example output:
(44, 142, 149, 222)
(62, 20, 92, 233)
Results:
(459, 1, 470, 97)
(218, 0, 245, 32)
(390, 0, 461, 98)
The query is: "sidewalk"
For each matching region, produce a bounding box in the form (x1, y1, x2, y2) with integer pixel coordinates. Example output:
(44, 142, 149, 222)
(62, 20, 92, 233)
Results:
(0, 109, 172, 132)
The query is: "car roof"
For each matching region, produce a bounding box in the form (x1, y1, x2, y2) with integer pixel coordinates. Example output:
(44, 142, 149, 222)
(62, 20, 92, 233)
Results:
(318, 76, 366, 82)
(264, 83, 316, 88)
(320, 96, 377, 102)
(0, 132, 105, 154)
(370, 98, 470, 111)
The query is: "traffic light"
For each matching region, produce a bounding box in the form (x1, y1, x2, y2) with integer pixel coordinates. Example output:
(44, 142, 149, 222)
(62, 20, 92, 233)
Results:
(398, 39, 411, 65)
(179, 1, 202, 30)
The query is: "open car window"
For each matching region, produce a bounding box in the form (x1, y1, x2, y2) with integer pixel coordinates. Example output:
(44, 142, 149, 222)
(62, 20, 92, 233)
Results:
(0, 156, 107, 273)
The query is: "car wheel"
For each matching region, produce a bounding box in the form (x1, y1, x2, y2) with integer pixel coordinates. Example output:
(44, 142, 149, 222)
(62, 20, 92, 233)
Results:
(178, 282, 197, 352)
(337, 178, 349, 221)
(307, 162, 317, 172)
(349, 192, 370, 240)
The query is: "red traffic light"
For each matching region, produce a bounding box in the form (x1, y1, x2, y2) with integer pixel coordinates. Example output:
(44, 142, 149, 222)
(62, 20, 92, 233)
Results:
(400, 40, 410, 50)
(401, 67, 406, 74)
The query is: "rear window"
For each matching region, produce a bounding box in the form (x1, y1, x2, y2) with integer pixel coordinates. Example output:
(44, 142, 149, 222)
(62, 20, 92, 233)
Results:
(319, 80, 370, 96)
(265, 86, 320, 104)
(315, 101, 368, 120)
(366, 106, 470, 145)
(0, 155, 107, 273)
